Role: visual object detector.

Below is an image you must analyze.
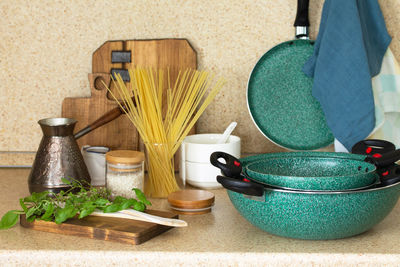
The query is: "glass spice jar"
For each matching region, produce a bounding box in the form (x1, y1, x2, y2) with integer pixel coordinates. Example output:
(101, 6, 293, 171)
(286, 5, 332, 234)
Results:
(105, 150, 145, 199)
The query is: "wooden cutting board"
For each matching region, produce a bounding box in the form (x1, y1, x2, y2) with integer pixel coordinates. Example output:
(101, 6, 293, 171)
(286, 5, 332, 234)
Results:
(20, 209, 178, 245)
(62, 39, 197, 162)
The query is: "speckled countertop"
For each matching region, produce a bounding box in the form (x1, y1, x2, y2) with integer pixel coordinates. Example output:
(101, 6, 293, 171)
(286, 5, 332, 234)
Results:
(1, 168, 400, 266)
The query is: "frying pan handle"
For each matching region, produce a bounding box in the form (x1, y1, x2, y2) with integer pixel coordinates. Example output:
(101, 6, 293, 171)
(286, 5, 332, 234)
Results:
(352, 139, 395, 157)
(294, 0, 310, 27)
(367, 149, 400, 168)
(217, 176, 264, 197)
(210, 152, 243, 178)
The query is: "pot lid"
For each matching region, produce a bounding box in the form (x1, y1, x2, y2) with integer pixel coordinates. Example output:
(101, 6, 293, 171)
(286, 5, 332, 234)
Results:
(105, 150, 145, 165)
(167, 189, 215, 215)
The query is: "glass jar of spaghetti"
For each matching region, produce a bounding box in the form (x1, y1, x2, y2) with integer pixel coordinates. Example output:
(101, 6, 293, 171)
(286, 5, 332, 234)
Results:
(105, 150, 145, 199)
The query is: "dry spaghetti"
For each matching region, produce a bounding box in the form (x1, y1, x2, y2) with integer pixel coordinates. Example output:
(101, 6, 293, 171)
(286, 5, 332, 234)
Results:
(107, 68, 224, 197)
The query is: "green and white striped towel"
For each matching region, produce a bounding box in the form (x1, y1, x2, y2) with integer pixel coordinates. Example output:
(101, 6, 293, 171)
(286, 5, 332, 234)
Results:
(369, 48, 400, 147)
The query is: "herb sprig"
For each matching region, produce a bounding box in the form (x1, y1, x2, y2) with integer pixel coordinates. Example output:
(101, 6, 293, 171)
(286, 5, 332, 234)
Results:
(0, 178, 151, 229)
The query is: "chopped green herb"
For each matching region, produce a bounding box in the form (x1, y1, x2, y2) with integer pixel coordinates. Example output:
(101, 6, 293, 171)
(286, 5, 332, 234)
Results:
(0, 178, 151, 229)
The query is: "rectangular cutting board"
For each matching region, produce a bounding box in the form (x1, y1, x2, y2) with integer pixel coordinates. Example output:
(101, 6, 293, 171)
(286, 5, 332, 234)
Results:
(62, 39, 197, 154)
(20, 209, 178, 245)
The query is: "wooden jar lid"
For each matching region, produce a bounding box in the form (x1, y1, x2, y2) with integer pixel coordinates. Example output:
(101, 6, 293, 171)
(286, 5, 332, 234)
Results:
(106, 150, 145, 165)
(167, 189, 215, 215)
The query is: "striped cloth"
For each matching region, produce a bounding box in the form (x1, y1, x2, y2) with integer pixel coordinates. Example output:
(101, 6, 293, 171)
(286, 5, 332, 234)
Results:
(334, 48, 400, 152)
(369, 48, 400, 147)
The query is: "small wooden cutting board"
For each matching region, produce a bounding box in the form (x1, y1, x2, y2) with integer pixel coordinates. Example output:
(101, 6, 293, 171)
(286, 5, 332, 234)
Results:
(62, 39, 197, 170)
(20, 209, 178, 245)
(62, 39, 197, 151)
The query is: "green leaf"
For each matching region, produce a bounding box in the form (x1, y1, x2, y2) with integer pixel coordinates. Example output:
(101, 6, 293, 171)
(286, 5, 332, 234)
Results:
(19, 198, 28, 213)
(113, 196, 127, 204)
(120, 199, 136, 210)
(55, 205, 77, 224)
(81, 201, 94, 208)
(23, 195, 34, 203)
(40, 203, 54, 221)
(103, 203, 122, 213)
(34, 202, 48, 216)
(23, 191, 50, 204)
(78, 206, 95, 219)
(133, 201, 145, 212)
(67, 192, 76, 197)
(30, 191, 50, 203)
(0, 210, 19, 229)
(94, 198, 109, 207)
(25, 206, 38, 219)
(133, 188, 151, 206)
(26, 215, 36, 222)
(61, 178, 72, 185)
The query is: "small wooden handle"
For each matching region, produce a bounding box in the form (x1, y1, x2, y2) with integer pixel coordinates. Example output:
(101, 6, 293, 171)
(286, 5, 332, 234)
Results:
(91, 106, 123, 129)
(85, 98, 136, 132)
(74, 96, 136, 140)
(74, 107, 123, 139)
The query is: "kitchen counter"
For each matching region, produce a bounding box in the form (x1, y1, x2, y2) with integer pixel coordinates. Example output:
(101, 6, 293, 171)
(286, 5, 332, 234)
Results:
(1, 168, 400, 266)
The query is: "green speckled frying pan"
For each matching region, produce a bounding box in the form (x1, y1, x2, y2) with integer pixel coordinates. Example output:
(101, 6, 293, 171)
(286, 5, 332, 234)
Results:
(247, 0, 334, 150)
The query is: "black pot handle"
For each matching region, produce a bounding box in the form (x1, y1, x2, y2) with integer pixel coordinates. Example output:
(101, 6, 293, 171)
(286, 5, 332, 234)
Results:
(367, 149, 400, 168)
(210, 152, 243, 179)
(294, 0, 310, 27)
(379, 165, 400, 186)
(352, 139, 395, 158)
(217, 176, 264, 197)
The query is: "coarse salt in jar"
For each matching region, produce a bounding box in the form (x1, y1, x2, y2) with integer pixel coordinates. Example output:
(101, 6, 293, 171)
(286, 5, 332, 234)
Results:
(105, 150, 145, 199)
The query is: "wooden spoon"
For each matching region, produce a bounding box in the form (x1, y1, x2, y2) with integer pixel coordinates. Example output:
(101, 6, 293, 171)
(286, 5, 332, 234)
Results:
(90, 209, 188, 227)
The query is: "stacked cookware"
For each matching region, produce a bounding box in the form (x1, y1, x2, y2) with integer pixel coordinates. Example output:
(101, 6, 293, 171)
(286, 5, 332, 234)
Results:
(211, 140, 400, 240)
(211, 0, 400, 240)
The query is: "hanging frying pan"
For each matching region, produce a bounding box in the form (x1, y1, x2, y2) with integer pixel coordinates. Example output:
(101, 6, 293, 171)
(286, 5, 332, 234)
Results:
(247, 0, 334, 150)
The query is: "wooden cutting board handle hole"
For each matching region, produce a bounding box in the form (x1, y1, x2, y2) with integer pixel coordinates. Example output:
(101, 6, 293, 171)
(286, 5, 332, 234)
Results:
(94, 76, 107, 91)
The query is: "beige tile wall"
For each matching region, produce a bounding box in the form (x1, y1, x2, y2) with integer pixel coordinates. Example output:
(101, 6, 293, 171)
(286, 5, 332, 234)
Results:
(1, 0, 399, 165)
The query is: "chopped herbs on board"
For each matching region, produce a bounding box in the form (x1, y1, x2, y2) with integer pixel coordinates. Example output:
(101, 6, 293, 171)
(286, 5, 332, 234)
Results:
(0, 178, 151, 229)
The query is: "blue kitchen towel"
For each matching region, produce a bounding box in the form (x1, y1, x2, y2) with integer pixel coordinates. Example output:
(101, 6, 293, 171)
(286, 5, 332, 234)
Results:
(303, 0, 391, 150)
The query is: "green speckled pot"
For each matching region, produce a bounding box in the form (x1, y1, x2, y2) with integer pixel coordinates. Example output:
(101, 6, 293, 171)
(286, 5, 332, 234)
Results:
(227, 181, 400, 240)
(243, 153, 378, 191)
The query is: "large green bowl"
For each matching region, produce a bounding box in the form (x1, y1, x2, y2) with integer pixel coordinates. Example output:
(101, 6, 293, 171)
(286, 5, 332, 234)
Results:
(227, 181, 400, 240)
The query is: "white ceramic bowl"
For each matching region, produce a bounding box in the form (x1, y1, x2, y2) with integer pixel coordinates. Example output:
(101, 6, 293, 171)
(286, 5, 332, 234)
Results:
(179, 134, 241, 189)
(183, 161, 223, 189)
(181, 134, 241, 163)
